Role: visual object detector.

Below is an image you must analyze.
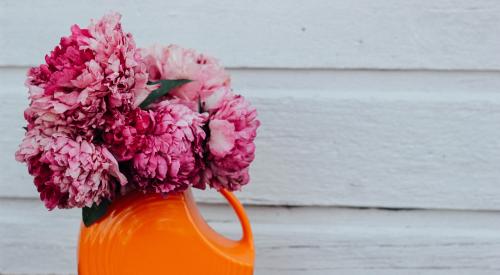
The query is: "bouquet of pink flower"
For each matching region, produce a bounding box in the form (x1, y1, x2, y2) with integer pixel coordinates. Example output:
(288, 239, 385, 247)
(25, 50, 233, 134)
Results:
(15, 13, 259, 226)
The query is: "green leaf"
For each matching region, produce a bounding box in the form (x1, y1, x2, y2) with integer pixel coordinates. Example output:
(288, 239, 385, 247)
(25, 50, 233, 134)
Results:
(139, 79, 191, 109)
(82, 199, 110, 227)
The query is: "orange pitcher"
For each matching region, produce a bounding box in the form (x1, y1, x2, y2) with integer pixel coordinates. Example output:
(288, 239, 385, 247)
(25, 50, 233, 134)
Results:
(78, 188, 255, 274)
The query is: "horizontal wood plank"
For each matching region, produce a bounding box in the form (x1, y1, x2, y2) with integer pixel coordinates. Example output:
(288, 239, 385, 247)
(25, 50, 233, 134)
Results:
(2, 68, 500, 210)
(1, 198, 500, 274)
(1, 0, 500, 70)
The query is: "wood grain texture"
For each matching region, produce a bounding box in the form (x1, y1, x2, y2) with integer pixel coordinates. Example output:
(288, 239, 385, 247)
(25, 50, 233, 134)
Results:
(1, 197, 500, 275)
(1, 0, 500, 69)
(2, 68, 500, 210)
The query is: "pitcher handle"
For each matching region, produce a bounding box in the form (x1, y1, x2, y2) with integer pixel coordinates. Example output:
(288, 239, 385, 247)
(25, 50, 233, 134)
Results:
(219, 189, 253, 246)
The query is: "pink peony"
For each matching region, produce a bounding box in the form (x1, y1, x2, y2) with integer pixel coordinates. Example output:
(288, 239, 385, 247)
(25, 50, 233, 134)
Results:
(142, 45, 230, 107)
(15, 126, 72, 164)
(103, 109, 153, 161)
(24, 13, 148, 134)
(203, 94, 260, 191)
(130, 101, 208, 193)
(16, 128, 127, 210)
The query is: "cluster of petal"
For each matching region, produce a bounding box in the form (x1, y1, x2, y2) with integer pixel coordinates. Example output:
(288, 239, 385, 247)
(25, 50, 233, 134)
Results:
(203, 94, 260, 191)
(17, 11, 261, 210)
(130, 101, 208, 193)
(142, 45, 230, 107)
(24, 13, 148, 134)
(15, 128, 126, 210)
(103, 109, 153, 161)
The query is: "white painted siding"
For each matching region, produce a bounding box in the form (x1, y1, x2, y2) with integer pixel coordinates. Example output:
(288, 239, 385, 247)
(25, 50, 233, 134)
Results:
(2, 198, 500, 275)
(2, 0, 500, 70)
(1, 1, 499, 274)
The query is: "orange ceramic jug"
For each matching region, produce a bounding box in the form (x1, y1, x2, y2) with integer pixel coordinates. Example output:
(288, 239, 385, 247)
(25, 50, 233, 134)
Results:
(78, 188, 254, 275)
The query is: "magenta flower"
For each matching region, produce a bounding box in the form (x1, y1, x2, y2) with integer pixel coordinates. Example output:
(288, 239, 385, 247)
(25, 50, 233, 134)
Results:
(142, 45, 230, 108)
(203, 94, 260, 191)
(130, 101, 208, 193)
(24, 13, 148, 134)
(16, 128, 127, 210)
(102, 109, 153, 162)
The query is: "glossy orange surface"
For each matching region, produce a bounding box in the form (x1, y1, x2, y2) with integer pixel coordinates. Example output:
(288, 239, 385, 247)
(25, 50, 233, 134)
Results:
(78, 188, 254, 275)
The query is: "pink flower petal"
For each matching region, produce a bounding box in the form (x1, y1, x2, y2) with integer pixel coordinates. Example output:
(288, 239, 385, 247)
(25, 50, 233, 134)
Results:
(208, 119, 235, 157)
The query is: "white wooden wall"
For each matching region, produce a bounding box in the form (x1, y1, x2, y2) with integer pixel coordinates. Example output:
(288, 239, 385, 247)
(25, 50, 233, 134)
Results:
(1, 1, 500, 274)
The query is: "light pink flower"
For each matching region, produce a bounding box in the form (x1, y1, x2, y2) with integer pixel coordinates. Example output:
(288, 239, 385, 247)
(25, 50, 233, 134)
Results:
(142, 45, 230, 107)
(24, 12, 148, 133)
(15, 128, 127, 210)
(203, 94, 260, 191)
(15, 126, 69, 164)
(131, 101, 208, 193)
(202, 87, 233, 113)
